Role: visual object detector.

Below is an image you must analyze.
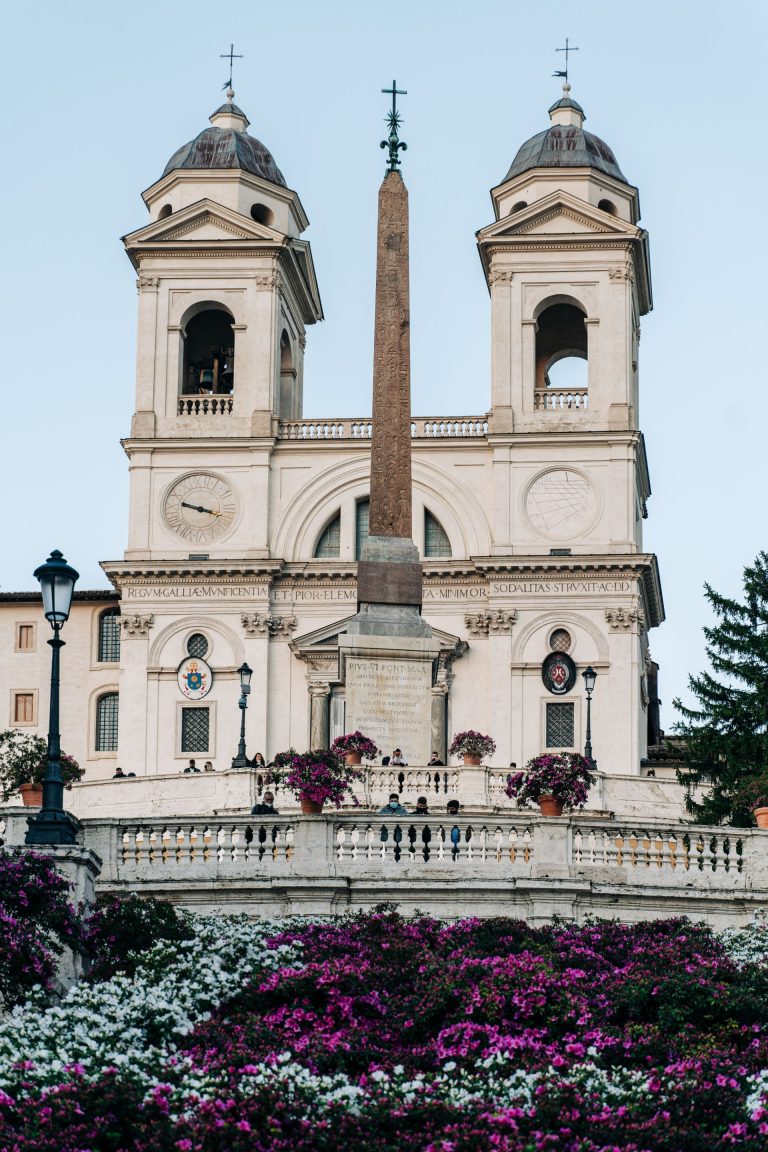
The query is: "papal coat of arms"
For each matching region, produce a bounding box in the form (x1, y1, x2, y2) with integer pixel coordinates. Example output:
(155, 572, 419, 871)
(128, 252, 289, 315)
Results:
(177, 656, 213, 700)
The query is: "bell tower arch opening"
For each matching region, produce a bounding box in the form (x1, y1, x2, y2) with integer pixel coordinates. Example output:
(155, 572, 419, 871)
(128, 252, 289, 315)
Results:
(181, 304, 235, 397)
(535, 301, 588, 397)
(278, 329, 299, 418)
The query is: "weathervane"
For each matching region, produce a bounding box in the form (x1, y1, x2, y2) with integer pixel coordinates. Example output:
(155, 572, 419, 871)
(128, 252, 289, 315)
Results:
(380, 80, 407, 172)
(221, 43, 243, 91)
(553, 38, 579, 84)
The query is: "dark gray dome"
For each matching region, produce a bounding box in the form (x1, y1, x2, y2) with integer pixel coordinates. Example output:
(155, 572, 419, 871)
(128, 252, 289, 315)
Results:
(162, 126, 286, 187)
(503, 99, 627, 185)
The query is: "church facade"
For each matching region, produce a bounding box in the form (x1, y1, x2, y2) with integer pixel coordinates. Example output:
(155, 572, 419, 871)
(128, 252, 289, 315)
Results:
(1, 86, 663, 810)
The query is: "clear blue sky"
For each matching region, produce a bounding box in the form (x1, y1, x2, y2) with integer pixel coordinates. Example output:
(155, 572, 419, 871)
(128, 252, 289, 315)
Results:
(0, 0, 764, 727)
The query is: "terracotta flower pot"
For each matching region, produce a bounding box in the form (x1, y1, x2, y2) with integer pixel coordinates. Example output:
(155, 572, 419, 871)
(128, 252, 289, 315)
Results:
(462, 755, 482, 766)
(755, 807, 768, 830)
(19, 783, 44, 807)
(538, 795, 565, 817)
(345, 752, 363, 766)
(300, 797, 324, 814)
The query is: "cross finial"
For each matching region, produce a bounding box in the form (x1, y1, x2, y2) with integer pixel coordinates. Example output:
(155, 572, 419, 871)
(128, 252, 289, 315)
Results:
(553, 37, 579, 85)
(221, 43, 244, 93)
(380, 80, 408, 172)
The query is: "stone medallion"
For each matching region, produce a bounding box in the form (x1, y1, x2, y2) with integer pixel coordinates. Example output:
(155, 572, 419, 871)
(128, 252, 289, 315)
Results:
(525, 469, 597, 538)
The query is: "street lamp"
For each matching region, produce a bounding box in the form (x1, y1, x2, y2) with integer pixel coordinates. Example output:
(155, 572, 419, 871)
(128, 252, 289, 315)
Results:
(26, 550, 81, 846)
(582, 665, 597, 766)
(230, 662, 253, 768)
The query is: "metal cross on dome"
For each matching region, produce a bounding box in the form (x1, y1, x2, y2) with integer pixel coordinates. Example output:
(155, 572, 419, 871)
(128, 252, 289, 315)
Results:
(221, 43, 243, 91)
(380, 79, 408, 172)
(553, 38, 579, 84)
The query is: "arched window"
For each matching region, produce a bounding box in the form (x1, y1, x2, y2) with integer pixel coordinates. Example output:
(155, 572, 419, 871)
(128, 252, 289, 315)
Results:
(182, 306, 235, 396)
(314, 513, 341, 558)
(355, 499, 370, 560)
(96, 693, 119, 752)
(424, 511, 451, 558)
(535, 302, 588, 394)
(98, 608, 120, 663)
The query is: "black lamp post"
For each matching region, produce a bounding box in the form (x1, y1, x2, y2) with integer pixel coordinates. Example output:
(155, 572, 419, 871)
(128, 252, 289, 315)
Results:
(230, 662, 253, 768)
(26, 550, 81, 846)
(582, 665, 597, 766)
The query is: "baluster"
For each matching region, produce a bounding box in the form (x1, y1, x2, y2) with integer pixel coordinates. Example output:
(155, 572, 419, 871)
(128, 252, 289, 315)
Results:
(121, 828, 133, 864)
(148, 828, 159, 865)
(573, 827, 583, 865)
(668, 833, 678, 870)
(174, 826, 185, 864)
(189, 826, 198, 863)
(336, 825, 348, 860)
(202, 825, 212, 864)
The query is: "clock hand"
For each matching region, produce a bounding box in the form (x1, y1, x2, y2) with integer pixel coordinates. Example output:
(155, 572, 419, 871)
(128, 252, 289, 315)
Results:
(181, 501, 222, 517)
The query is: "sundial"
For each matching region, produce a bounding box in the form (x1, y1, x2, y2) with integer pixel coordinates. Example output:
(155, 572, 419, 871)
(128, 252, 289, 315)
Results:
(526, 470, 596, 536)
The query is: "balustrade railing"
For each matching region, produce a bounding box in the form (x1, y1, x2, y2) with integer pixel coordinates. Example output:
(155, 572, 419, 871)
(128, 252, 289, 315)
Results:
(335, 817, 533, 867)
(178, 396, 233, 416)
(119, 819, 295, 871)
(277, 416, 489, 441)
(534, 389, 589, 411)
(571, 824, 745, 883)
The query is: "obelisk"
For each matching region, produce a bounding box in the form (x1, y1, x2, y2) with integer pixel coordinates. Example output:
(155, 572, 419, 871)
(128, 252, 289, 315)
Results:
(340, 83, 440, 764)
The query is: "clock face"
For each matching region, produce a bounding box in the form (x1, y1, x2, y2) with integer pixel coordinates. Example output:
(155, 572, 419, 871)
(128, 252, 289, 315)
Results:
(163, 473, 238, 543)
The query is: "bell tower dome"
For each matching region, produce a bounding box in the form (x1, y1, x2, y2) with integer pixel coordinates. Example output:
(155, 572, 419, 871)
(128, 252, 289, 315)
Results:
(477, 85, 651, 436)
(123, 87, 322, 444)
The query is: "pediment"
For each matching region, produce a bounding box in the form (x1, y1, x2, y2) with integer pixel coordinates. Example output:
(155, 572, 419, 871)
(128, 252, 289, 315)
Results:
(124, 199, 282, 248)
(478, 191, 635, 243)
(291, 615, 467, 657)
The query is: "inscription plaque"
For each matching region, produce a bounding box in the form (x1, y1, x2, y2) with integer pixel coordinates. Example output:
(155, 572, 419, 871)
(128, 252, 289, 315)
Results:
(345, 654, 434, 766)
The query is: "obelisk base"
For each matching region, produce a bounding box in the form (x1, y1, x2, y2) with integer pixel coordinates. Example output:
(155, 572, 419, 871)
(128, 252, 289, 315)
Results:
(352, 536, 431, 637)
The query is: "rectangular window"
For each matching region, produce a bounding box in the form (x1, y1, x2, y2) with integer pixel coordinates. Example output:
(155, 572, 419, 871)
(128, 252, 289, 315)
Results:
(16, 624, 35, 651)
(98, 610, 121, 663)
(181, 708, 210, 753)
(546, 703, 574, 748)
(13, 692, 35, 724)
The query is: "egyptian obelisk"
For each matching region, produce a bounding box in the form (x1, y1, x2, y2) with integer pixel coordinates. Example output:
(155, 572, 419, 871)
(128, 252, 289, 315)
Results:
(340, 83, 440, 764)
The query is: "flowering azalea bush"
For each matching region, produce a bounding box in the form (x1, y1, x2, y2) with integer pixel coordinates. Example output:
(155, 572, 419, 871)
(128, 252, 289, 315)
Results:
(0, 729, 83, 801)
(331, 731, 380, 760)
(271, 749, 363, 807)
(506, 751, 595, 809)
(4, 910, 768, 1147)
(0, 850, 82, 1008)
(449, 730, 496, 759)
(82, 893, 194, 982)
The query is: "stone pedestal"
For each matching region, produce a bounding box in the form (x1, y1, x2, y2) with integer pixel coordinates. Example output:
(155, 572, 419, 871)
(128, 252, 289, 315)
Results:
(339, 633, 440, 767)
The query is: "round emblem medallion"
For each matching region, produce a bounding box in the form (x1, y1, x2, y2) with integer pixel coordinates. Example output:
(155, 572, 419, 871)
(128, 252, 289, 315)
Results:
(542, 651, 576, 695)
(177, 656, 213, 700)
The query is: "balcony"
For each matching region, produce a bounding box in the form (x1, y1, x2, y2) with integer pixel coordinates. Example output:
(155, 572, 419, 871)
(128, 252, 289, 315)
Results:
(277, 416, 489, 440)
(534, 389, 589, 411)
(178, 396, 233, 415)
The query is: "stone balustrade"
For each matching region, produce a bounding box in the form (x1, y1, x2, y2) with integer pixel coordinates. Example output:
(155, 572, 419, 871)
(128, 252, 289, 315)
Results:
(277, 416, 489, 440)
(534, 389, 589, 411)
(2, 810, 765, 926)
(178, 396, 233, 415)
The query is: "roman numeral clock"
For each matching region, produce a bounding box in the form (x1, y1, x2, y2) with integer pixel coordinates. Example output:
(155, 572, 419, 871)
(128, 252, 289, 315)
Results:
(162, 473, 239, 544)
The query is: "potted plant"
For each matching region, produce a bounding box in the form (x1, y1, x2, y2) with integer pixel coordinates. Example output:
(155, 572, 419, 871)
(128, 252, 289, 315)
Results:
(269, 749, 363, 814)
(331, 731, 380, 765)
(753, 800, 768, 830)
(0, 729, 84, 806)
(505, 752, 595, 816)
(448, 730, 496, 766)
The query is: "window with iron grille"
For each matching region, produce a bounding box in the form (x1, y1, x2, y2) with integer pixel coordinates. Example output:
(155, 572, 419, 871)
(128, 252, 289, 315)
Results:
(186, 632, 209, 658)
(355, 499, 370, 560)
(424, 511, 451, 558)
(181, 707, 210, 753)
(314, 513, 341, 558)
(98, 609, 121, 662)
(96, 693, 119, 751)
(546, 703, 574, 748)
(549, 628, 572, 652)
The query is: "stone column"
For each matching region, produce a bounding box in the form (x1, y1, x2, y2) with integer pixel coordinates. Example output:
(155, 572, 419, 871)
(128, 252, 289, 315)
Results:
(430, 684, 448, 763)
(309, 681, 331, 750)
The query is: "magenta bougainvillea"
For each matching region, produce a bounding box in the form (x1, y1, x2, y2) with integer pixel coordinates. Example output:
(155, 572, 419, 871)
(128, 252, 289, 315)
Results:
(331, 731, 380, 760)
(270, 749, 363, 807)
(448, 730, 496, 759)
(506, 751, 596, 809)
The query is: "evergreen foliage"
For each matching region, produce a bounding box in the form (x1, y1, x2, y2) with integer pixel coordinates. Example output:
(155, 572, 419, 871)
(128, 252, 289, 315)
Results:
(674, 551, 768, 825)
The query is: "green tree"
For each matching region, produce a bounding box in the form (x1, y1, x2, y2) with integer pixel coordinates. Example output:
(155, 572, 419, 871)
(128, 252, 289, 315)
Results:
(674, 551, 768, 826)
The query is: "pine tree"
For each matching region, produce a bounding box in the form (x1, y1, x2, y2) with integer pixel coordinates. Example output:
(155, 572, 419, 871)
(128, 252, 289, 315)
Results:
(674, 551, 768, 825)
